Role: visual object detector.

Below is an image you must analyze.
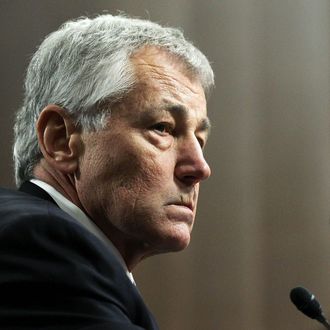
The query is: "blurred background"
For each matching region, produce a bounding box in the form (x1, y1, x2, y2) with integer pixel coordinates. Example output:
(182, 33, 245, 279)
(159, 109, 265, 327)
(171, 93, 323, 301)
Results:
(0, 1, 329, 329)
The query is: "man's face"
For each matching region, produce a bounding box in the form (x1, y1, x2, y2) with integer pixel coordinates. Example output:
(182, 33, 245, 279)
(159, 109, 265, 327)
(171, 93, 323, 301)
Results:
(76, 47, 211, 261)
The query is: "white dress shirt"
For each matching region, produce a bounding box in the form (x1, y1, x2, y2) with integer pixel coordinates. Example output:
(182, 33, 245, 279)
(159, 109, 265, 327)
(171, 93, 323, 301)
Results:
(30, 179, 135, 284)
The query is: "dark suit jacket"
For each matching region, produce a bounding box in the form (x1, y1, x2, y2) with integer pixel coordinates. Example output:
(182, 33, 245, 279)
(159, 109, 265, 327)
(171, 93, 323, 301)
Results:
(0, 182, 159, 330)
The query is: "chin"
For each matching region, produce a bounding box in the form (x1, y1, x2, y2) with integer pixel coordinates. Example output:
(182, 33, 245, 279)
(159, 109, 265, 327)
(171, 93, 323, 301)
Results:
(153, 224, 192, 253)
(169, 237, 191, 252)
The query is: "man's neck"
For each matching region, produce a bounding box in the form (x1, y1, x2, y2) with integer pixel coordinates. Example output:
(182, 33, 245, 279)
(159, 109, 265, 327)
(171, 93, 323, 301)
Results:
(33, 159, 82, 208)
(29, 178, 136, 283)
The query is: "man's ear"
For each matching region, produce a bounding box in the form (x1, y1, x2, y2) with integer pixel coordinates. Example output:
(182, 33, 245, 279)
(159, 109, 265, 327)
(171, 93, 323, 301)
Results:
(36, 105, 82, 174)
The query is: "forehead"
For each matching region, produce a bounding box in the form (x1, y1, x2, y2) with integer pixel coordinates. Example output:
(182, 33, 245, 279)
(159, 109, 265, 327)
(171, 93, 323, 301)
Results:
(128, 46, 208, 117)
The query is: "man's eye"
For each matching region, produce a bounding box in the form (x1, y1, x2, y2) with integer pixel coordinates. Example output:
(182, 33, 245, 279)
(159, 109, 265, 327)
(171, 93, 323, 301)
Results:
(197, 137, 205, 149)
(151, 123, 173, 135)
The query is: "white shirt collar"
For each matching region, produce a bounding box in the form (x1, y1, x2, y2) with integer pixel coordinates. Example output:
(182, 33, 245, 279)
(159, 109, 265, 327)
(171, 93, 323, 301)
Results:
(30, 179, 135, 284)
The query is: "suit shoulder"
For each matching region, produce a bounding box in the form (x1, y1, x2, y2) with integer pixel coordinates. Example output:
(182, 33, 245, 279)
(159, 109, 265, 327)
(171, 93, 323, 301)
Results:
(0, 186, 123, 271)
(0, 187, 158, 329)
(0, 186, 54, 214)
(0, 186, 76, 227)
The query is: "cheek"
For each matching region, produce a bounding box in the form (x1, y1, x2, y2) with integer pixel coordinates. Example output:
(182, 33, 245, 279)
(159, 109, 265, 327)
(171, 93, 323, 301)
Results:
(100, 151, 173, 238)
(109, 134, 174, 192)
(110, 144, 170, 198)
(113, 151, 168, 203)
(78, 131, 176, 225)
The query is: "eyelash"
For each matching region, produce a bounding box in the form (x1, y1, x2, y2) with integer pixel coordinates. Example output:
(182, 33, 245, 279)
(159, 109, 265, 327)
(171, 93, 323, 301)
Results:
(151, 122, 174, 135)
(150, 122, 206, 149)
(197, 138, 205, 149)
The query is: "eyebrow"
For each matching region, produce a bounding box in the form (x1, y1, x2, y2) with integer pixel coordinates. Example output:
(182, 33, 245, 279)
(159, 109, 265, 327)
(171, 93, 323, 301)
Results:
(163, 103, 212, 137)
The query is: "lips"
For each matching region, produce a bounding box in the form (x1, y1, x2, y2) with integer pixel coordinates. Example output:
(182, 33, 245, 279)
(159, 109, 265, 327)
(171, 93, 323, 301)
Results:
(166, 198, 194, 212)
(171, 202, 193, 212)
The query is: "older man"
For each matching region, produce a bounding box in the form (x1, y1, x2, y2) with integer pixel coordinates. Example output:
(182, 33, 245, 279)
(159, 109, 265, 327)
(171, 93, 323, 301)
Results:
(0, 14, 214, 329)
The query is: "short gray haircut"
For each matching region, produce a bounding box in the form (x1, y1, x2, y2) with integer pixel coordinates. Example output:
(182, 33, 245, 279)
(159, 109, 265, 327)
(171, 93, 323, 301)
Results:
(13, 14, 214, 187)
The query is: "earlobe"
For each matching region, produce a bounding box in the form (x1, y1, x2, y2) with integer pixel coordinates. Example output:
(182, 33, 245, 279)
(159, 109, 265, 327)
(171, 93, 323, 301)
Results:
(37, 105, 81, 174)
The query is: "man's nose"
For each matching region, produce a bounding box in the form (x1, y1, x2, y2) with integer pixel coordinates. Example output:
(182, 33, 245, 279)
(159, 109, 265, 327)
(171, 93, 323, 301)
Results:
(174, 136, 211, 186)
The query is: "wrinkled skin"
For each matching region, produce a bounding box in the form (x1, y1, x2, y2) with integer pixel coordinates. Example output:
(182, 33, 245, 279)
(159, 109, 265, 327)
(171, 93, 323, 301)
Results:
(38, 47, 212, 270)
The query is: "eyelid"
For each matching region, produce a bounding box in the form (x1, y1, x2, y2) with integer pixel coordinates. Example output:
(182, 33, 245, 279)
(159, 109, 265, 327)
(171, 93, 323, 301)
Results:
(149, 120, 208, 149)
(197, 136, 205, 149)
(196, 130, 209, 149)
(151, 122, 174, 135)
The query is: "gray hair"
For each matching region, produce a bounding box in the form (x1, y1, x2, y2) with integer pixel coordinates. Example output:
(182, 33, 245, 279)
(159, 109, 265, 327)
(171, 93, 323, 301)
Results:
(13, 14, 214, 187)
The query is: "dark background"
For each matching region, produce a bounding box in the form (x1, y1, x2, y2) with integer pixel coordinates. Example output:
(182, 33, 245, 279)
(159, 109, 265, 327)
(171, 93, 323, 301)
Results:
(1, 1, 329, 329)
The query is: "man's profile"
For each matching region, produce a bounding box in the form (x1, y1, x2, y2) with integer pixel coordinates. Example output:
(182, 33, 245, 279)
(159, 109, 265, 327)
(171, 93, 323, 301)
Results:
(0, 14, 214, 329)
